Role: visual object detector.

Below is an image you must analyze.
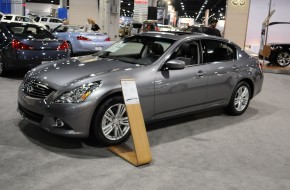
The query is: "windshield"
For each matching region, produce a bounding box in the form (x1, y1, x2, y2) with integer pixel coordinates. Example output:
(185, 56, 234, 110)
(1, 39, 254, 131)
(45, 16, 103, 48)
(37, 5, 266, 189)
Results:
(96, 36, 175, 65)
(53, 25, 84, 33)
(6, 24, 55, 39)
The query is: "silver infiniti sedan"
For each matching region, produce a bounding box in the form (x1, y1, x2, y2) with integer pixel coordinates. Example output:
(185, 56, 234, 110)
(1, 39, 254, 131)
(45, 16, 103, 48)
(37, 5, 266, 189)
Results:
(18, 32, 264, 146)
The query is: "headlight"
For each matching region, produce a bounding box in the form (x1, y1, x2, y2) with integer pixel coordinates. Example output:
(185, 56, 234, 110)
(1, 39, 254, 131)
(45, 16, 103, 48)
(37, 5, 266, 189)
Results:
(55, 81, 102, 103)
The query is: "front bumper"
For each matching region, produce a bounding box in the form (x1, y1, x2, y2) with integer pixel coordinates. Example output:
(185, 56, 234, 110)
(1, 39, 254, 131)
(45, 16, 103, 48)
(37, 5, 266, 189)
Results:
(17, 88, 98, 138)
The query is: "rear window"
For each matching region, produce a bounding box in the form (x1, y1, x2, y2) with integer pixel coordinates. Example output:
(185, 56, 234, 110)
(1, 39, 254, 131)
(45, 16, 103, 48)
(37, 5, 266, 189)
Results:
(6, 25, 54, 39)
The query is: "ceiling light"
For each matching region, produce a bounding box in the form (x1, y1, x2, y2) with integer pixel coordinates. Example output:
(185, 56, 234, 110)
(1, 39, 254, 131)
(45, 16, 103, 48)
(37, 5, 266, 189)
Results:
(128, 3, 130, 5)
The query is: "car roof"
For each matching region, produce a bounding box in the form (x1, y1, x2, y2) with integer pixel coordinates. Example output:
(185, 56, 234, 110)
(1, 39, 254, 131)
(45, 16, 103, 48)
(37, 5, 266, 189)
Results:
(0, 22, 41, 27)
(139, 31, 205, 40)
(139, 31, 235, 45)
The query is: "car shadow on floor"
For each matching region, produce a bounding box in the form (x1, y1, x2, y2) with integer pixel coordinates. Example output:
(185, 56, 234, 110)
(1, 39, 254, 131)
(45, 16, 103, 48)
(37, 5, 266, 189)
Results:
(18, 105, 265, 160)
(3, 70, 27, 80)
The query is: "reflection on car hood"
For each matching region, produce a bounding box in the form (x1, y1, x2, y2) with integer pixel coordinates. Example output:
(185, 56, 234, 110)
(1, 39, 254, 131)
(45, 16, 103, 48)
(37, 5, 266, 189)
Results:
(26, 55, 144, 87)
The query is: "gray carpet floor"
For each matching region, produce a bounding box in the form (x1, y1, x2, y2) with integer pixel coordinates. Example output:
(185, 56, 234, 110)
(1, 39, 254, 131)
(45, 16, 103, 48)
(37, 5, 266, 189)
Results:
(0, 73, 290, 190)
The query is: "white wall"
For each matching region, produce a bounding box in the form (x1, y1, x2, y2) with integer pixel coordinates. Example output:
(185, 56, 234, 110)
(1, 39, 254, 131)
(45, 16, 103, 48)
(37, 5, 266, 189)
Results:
(246, 0, 290, 53)
(69, 0, 98, 25)
(26, 2, 59, 16)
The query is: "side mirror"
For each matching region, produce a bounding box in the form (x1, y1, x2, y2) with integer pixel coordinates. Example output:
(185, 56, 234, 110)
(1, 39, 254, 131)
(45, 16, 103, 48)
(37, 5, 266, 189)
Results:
(165, 59, 185, 70)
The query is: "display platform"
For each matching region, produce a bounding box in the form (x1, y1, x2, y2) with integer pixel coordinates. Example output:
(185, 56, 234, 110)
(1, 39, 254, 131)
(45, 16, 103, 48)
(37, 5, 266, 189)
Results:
(262, 64, 290, 75)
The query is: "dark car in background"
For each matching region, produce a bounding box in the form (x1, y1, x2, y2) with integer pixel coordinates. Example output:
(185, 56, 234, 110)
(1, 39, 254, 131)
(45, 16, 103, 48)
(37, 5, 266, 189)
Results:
(0, 22, 70, 76)
(268, 43, 290, 67)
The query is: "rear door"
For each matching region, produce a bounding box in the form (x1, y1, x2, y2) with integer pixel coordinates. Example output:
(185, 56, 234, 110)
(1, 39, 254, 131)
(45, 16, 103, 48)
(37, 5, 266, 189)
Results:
(154, 40, 209, 119)
(201, 39, 239, 106)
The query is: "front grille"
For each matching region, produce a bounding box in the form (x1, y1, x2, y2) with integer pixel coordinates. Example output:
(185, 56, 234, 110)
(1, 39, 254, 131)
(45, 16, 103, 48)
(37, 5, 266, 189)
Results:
(18, 103, 43, 123)
(22, 81, 54, 99)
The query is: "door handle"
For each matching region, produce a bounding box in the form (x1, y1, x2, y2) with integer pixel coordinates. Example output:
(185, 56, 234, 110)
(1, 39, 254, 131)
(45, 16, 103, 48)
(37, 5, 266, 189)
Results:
(232, 65, 239, 70)
(196, 71, 206, 77)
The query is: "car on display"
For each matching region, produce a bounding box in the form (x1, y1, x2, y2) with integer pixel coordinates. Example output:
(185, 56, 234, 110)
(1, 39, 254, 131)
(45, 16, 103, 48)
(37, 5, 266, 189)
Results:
(52, 25, 112, 55)
(0, 13, 48, 29)
(33, 16, 63, 30)
(268, 43, 290, 67)
(18, 32, 264, 146)
(0, 22, 70, 76)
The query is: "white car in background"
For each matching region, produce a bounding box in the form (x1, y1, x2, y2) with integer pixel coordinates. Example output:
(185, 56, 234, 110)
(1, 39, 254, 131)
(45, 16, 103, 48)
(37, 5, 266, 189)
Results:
(158, 25, 174, 32)
(34, 16, 63, 30)
(0, 14, 47, 29)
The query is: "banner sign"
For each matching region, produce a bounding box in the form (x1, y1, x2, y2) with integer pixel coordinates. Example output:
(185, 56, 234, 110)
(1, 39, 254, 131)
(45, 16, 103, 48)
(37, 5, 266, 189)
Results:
(133, 0, 148, 22)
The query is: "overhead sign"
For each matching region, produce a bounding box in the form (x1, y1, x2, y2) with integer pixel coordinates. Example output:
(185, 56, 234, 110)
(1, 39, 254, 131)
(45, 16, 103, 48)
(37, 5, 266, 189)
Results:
(231, 0, 247, 6)
(133, 0, 148, 22)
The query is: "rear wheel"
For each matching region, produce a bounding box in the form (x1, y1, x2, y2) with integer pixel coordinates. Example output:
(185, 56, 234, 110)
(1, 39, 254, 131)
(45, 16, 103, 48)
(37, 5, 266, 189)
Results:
(91, 96, 130, 146)
(226, 82, 251, 116)
(276, 51, 290, 67)
(67, 42, 73, 57)
(0, 55, 6, 77)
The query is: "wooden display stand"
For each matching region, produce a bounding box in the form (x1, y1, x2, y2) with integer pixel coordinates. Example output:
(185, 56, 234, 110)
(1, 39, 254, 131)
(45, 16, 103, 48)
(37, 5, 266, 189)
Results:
(107, 79, 152, 166)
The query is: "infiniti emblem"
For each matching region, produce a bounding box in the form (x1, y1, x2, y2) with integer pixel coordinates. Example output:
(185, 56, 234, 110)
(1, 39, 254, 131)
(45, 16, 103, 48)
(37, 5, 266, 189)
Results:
(27, 86, 34, 93)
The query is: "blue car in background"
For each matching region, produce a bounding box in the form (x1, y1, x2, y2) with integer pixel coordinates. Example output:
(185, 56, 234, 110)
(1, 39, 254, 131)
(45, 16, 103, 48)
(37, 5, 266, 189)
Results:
(52, 25, 113, 55)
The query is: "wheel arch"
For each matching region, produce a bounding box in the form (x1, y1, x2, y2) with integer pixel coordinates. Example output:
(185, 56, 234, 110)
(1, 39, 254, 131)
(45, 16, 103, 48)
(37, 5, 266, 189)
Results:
(89, 89, 123, 134)
(237, 78, 254, 99)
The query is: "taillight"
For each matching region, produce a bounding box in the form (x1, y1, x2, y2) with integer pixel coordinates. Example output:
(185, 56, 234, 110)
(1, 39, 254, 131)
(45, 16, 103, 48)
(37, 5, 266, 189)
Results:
(57, 41, 69, 50)
(259, 62, 263, 72)
(155, 26, 159, 31)
(105, 37, 110, 41)
(77, 36, 91, 41)
(12, 39, 34, 50)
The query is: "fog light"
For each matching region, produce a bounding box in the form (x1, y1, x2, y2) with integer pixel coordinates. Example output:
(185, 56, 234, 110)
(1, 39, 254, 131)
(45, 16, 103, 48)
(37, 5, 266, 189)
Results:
(55, 118, 64, 127)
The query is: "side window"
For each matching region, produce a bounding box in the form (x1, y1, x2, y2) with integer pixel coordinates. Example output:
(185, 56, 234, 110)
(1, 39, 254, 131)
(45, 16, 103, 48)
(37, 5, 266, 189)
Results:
(34, 17, 40, 22)
(41, 18, 48, 22)
(201, 40, 236, 63)
(170, 41, 199, 66)
(3, 16, 13, 20)
(50, 19, 62, 23)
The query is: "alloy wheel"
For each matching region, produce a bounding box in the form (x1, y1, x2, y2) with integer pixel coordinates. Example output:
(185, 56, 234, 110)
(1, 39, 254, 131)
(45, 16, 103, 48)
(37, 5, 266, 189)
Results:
(277, 52, 290, 67)
(234, 86, 249, 112)
(101, 103, 130, 141)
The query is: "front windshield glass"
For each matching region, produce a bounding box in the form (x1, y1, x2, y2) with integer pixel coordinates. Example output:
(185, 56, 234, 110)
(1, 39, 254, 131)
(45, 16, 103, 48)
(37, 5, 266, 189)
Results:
(96, 36, 175, 65)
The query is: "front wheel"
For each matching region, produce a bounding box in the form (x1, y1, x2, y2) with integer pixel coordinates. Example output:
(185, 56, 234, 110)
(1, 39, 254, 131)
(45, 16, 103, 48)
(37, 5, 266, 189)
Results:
(91, 96, 130, 146)
(276, 51, 290, 67)
(226, 82, 251, 116)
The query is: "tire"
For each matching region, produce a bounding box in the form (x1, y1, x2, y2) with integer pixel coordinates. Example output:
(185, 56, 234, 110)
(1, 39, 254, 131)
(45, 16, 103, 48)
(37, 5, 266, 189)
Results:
(67, 42, 73, 57)
(226, 81, 251, 116)
(0, 55, 6, 77)
(275, 51, 290, 67)
(91, 96, 130, 146)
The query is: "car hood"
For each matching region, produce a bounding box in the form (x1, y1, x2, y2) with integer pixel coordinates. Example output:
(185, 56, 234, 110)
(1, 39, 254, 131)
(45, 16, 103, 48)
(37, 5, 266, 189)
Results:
(26, 55, 145, 87)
